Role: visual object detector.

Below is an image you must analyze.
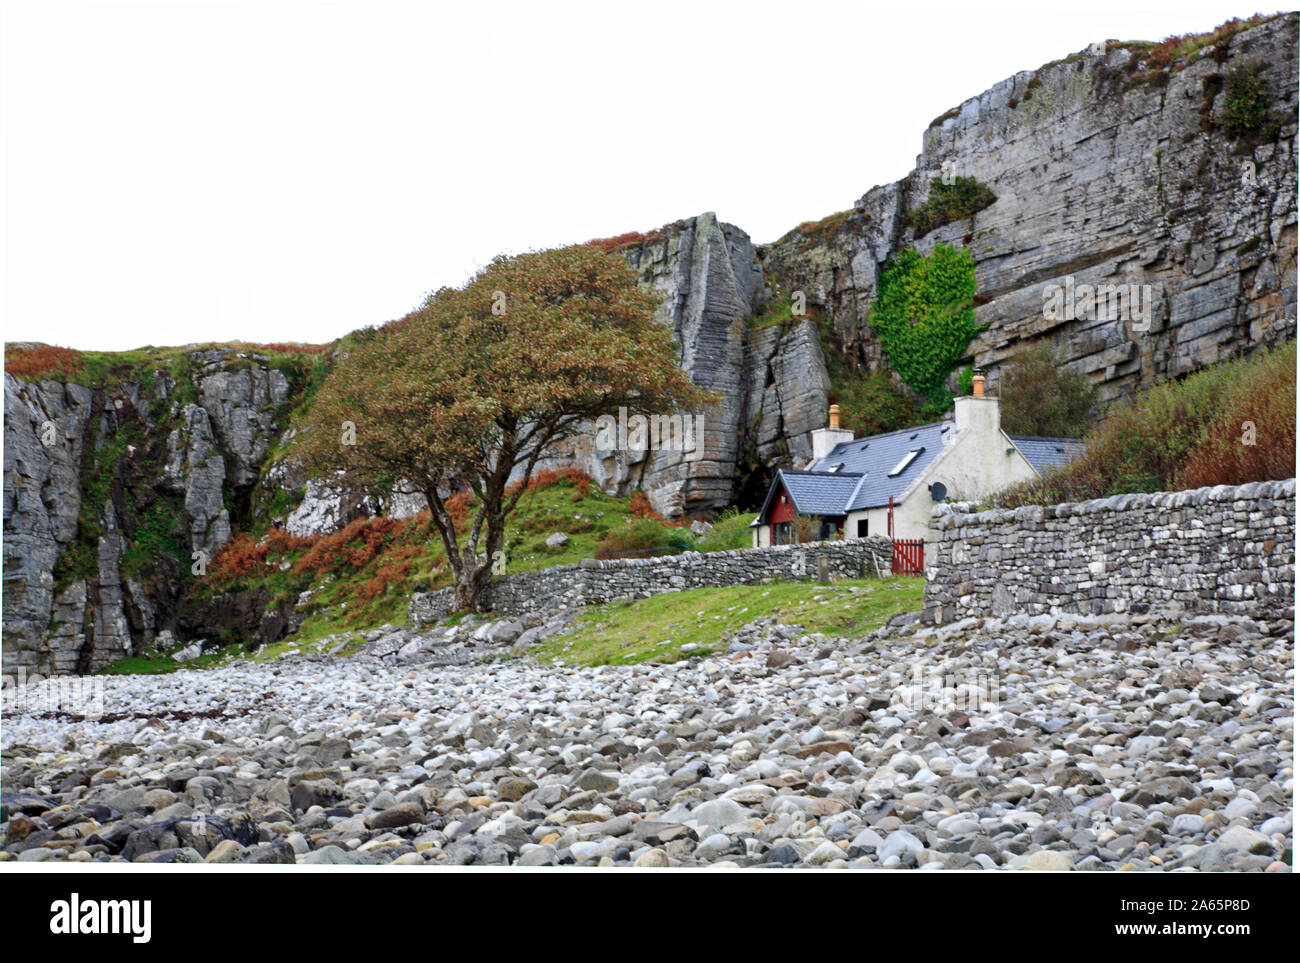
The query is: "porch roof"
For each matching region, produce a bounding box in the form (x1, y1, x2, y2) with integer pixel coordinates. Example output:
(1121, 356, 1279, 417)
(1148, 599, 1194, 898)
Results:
(755, 469, 861, 522)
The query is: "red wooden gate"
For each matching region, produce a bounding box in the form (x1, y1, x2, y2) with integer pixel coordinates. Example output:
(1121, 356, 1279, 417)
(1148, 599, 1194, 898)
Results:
(892, 538, 924, 575)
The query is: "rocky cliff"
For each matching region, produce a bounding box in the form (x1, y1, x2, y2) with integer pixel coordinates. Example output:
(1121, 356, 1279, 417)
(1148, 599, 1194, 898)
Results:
(529, 211, 831, 518)
(571, 12, 1298, 515)
(3, 351, 301, 674)
(761, 13, 1297, 404)
(4, 13, 1296, 671)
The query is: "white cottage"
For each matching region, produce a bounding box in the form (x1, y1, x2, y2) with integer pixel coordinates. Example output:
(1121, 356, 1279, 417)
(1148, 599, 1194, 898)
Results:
(750, 374, 1084, 561)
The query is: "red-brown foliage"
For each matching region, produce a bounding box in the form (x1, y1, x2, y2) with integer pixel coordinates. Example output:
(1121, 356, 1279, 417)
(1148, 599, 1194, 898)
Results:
(563, 467, 592, 496)
(505, 467, 593, 499)
(1145, 16, 1272, 71)
(355, 543, 420, 604)
(443, 492, 472, 532)
(584, 221, 684, 253)
(250, 342, 330, 354)
(292, 516, 400, 577)
(204, 512, 445, 620)
(531, 467, 592, 494)
(264, 529, 314, 553)
(627, 490, 661, 520)
(1180, 344, 1296, 488)
(5, 345, 83, 379)
(586, 232, 652, 253)
(209, 529, 315, 581)
(210, 533, 271, 579)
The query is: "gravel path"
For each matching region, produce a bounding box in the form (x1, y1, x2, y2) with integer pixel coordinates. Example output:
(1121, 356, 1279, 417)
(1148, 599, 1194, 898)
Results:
(2, 609, 1292, 869)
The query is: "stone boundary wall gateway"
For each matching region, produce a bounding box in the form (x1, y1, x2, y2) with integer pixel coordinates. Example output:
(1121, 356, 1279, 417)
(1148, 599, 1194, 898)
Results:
(923, 479, 1296, 623)
(408, 537, 893, 626)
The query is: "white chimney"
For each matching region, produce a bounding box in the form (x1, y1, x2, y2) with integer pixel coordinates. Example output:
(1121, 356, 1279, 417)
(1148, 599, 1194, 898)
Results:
(811, 403, 854, 461)
(954, 371, 999, 435)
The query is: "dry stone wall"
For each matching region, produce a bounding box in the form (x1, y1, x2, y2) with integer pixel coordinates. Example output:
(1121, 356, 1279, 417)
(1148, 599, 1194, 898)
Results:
(409, 537, 892, 626)
(923, 479, 1295, 622)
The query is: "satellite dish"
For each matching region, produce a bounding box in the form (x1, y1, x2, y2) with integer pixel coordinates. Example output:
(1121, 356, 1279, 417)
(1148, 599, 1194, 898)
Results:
(930, 482, 948, 502)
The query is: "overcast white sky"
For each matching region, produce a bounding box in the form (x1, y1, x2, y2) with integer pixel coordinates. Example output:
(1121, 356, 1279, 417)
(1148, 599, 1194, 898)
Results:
(0, 0, 1279, 350)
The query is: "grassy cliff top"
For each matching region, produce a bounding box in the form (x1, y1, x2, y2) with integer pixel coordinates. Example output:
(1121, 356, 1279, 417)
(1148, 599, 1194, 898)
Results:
(4, 340, 335, 388)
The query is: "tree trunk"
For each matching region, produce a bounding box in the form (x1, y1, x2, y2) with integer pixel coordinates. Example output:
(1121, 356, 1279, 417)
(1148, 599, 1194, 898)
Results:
(448, 501, 508, 613)
(426, 471, 512, 614)
(452, 555, 493, 612)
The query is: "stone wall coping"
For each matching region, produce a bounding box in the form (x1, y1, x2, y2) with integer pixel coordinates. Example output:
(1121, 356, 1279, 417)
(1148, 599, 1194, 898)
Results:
(517, 536, 889, 574)
(930, 478, 1297, 529)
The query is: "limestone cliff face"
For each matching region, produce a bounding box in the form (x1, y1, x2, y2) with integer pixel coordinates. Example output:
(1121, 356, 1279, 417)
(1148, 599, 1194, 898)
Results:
(532, 212, 832, 517)
(3, 374, 95, 671)
(761, 14, 1298, 403)
(2, 353, 296, 673)
(560, 14, 1299, 512)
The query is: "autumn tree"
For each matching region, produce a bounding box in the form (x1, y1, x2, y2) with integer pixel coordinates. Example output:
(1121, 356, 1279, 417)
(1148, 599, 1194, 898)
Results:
(999, 342, 1099, 438)
(295, 244, 709, 611)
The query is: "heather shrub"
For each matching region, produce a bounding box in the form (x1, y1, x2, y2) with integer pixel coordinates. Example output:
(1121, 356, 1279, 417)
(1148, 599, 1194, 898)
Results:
(1180, 341, 1296, 487)
(992, 343, 1296, 507)
(595, 517, 691, 559)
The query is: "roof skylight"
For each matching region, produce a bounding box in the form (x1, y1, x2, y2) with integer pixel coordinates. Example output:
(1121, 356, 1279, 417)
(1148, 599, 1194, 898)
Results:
(888, 448, 922, 477)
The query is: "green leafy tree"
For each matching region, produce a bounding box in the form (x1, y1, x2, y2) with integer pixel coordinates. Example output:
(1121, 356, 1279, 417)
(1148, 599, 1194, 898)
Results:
(295, 245, 709, 612)
(869, 243, 980, 406)
(999, 343, 1100, 438)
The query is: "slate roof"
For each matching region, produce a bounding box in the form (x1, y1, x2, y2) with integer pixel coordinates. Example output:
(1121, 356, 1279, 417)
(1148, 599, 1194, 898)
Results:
(761, 470, 862, 518)
(1009, 436, 1087, 474)
(755, 422, 1085, 524)
(811, 421, 953, 511)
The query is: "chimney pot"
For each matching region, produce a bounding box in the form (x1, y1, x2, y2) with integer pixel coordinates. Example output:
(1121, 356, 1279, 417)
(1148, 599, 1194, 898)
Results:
(971, 371, 986, 398)
(829, 403, 840, 430)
